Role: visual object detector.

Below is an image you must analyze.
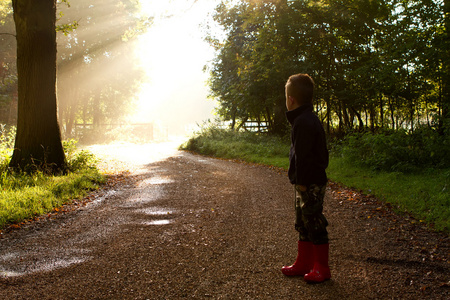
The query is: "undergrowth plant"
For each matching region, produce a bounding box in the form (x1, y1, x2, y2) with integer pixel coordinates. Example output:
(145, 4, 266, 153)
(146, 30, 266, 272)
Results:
(0, 135, 105, 229)
(181, 123, 290, 169)
(0, 125, 15, 173)
(334, 127, 450, 172)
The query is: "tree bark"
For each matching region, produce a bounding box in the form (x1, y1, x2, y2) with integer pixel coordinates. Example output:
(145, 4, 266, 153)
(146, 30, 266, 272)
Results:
(271, 96, 287, 135)
(9, 0, 66, 173)
(442, 0, 450, 127)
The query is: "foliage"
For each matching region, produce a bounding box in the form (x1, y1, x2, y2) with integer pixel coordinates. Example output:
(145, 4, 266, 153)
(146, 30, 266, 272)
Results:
(63, 139, 98, 172)
(207, 0, 448, 135)
(56, 0, 78, 35)
(0, 124, 14, 170)
(334, 127, 450, 172)
(0, 137, 105, 229)
(181, 122, 290, 168)
(0, 0, 12, 24)
(0, 124, 15, 149)
(0, 169, 104, 229)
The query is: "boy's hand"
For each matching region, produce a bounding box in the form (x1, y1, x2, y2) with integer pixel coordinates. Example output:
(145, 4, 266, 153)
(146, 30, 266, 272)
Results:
(298, 185, 307, 192)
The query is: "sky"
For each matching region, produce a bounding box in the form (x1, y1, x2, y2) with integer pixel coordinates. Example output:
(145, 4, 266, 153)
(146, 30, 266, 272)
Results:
(132, 0, 221, 136)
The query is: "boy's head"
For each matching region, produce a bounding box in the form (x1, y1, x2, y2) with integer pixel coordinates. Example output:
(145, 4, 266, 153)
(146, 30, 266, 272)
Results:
(285, 73, 314, 111)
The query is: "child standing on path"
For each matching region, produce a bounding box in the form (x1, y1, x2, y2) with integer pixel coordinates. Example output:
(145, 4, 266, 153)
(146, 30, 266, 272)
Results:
(281, 73, 331, 283)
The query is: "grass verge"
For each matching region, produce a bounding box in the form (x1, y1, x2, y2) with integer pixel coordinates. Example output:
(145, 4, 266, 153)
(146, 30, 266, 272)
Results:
(0, 140, 106, 230)
(181, 127, 449, 233)
(181, 126, 290, 169)
(328, 157, 449, 232)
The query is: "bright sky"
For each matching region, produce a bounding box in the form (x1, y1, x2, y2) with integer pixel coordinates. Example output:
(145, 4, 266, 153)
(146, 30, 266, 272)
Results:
(132, 0, 220, 136)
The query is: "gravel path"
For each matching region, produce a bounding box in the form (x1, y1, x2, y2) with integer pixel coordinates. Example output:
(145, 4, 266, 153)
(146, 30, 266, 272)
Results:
(0, 147, 448, 299)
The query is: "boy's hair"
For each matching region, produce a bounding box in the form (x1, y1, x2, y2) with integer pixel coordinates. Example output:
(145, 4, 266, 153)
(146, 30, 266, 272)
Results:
(286, 73, 314, 104)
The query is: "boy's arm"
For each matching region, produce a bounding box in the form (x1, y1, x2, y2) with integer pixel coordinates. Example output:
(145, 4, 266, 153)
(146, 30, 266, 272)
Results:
(293, 118, 315, 186)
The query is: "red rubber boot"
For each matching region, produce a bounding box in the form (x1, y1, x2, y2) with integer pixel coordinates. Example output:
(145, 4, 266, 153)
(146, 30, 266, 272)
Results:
(304, 243, 331, 283)
(281, 241, 313, 276)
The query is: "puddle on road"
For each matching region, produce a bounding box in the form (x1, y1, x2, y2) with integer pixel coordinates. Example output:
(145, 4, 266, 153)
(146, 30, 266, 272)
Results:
(139, 176, 174, 186)
(142, 219, 172, 226)
(84, 189, 119, 208)
(136, 207, 174, 216)
(0, 270, 22, 277)
(136, 207, 176, 226)
(121, 186, 165, 207)
(0, 257, 87, 278)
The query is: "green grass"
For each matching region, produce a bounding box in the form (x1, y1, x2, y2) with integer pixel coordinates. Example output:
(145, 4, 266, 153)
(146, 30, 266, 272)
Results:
(0, 140, 106, 229)
(181, 127, 290, 169)
(328, 157, 449, 232)
(181, 127, 450, 233)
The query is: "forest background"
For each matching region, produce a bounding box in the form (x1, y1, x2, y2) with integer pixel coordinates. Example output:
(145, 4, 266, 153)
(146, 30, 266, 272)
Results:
(0, 0, 449, 232)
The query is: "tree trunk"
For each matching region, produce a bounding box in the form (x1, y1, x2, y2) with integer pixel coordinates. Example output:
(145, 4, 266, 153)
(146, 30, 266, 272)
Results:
(271, 96, 287, 135)
(337, 101, 344, 134)
(351, 107, 364, 130)
(265, 106, 273, 131)
(325, 99, 331, 135)
(9, 0, 66, 173)
(369, 104, 376, 133)
(379, 96, 384, 128)
(442, 0, 450, 129)
(388, 97, 395, 129)
(342, 105, 351, 131)
(230, 106, 237, 130)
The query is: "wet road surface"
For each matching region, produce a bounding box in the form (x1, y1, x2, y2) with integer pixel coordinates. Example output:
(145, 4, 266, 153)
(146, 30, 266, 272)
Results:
(0, 142, 448, 299)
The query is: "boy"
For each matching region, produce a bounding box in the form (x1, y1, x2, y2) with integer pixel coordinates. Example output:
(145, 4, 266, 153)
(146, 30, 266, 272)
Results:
(281, 73, 330, 283)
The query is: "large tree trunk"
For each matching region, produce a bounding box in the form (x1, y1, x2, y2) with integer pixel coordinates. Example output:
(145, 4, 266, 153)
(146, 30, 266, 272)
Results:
(9, 0, 66, 173)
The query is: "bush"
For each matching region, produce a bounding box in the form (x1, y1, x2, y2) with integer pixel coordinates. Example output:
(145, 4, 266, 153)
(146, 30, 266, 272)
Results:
(335, 127, 450, 172)
(64, 139, 98, 172)
(0, 138, 105, 229)
(0, 124, 15, 149)
(181, 123, 290, 168)
(0, 125, 15, 174)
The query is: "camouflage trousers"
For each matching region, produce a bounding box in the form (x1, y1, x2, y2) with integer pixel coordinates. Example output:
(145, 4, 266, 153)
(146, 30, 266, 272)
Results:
(294, 184, 329, 245)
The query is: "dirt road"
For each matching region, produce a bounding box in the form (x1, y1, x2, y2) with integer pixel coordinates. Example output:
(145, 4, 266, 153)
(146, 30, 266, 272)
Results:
(0, 144, 448, 299)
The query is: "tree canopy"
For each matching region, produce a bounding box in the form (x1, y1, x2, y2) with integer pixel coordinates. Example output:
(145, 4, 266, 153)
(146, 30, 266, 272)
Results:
(207, 0, 448, 136)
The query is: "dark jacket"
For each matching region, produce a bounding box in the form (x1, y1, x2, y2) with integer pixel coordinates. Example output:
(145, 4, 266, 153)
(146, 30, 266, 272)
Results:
(286, 103, 328, 186)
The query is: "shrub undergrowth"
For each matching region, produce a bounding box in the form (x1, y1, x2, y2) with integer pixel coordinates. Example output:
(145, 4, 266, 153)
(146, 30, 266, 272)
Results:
(0, 129, 105, 229)
(333, 127, 450, 172)
(181, 124, 290, 169)
(182, 124, 449, 233)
